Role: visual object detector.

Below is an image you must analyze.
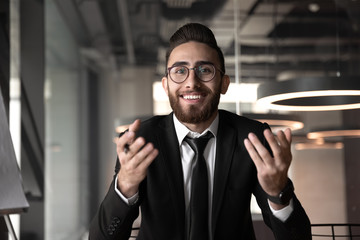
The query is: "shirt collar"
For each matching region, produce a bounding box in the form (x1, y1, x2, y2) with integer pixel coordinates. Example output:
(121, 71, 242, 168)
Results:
(173, 112, 219, 146)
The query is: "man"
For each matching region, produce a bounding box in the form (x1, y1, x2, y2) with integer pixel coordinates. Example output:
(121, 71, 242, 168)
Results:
(89, 23, 311, 239)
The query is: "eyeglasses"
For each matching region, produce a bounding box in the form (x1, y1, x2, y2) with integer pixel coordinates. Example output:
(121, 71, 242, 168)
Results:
(167, 64, 222, 83)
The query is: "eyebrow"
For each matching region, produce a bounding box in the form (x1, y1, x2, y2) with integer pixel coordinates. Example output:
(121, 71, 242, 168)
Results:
(169, 60, 215, 68)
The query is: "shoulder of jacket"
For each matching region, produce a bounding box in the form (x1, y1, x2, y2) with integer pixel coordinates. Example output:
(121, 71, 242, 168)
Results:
(219, 109, 262, 126)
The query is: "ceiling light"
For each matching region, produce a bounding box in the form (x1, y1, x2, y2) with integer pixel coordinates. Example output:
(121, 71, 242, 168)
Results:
(308, 3, 320, 13)
(243, 113, 304, 132)
(307, 127, 360, 139)
(295, 142, 343, 150)
(257, 76, 360, 111)
(293, 137, 343, 150)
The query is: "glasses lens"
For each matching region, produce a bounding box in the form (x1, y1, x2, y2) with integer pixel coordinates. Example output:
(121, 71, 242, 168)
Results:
(195, 64, 215, 81)
(169, 66, 188, 83)
(168, 64, 216, 83)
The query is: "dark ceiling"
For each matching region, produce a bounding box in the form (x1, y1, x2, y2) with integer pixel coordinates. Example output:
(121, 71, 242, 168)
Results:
(54, 0, 360, 84)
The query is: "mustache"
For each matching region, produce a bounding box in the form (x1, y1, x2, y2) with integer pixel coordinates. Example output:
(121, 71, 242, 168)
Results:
(178, 86, 211, 95)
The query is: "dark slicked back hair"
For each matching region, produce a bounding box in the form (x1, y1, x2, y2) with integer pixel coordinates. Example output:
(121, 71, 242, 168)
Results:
(165, 23, 225, 76)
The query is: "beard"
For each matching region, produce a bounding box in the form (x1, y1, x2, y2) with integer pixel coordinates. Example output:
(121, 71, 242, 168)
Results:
(168, 83, 221, 124)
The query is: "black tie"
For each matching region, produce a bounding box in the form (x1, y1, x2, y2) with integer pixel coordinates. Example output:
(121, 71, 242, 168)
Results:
(184, 131, 213, 240)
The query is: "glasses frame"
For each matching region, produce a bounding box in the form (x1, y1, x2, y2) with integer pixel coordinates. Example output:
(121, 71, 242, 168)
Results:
(167, 64, 224, 84)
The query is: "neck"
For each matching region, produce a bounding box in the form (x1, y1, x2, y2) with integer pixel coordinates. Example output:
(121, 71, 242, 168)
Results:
(181, 111, 218, 133)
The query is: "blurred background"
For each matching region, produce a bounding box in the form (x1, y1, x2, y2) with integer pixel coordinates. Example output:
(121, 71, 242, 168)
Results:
(1, 0, 360, 239)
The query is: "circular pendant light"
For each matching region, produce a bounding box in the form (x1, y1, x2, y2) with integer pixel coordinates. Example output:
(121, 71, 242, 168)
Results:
(257, 76, 360, 111)
(307, 127, 360, 139)
(295, 141, 344, 150)
(243, 113, 304, 132)
(293, 136, 343, 150)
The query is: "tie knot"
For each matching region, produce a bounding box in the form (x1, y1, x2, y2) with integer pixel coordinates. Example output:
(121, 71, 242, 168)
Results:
(184, 131, 213, 156)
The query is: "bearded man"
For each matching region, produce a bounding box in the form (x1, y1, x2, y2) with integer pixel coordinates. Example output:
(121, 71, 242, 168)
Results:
(89, 23, 311, 240)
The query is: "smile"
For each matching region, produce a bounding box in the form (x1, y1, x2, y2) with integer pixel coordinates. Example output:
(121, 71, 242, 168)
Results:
(183, 95, 202, 100)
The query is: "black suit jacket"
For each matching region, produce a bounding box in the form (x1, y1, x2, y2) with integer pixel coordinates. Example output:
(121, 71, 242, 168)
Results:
(89, 110, 311, 240)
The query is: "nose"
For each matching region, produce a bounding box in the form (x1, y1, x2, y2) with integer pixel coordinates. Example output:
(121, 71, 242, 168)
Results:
(185, 68, 201, 88)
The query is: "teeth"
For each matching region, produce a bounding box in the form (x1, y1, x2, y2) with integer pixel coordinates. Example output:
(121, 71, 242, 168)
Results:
(184, 95, 201, 100)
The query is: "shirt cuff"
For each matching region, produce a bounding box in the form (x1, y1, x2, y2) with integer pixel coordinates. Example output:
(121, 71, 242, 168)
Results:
(268, 198, 294, 222)
(114, 175, 139, 206)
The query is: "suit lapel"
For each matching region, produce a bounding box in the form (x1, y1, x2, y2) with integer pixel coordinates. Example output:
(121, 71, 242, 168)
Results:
(155, 114, 186, 232)
(211, 111, 237, 234)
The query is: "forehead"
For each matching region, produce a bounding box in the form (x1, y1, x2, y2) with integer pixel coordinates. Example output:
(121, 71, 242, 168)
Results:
(168, 41, 219, 66)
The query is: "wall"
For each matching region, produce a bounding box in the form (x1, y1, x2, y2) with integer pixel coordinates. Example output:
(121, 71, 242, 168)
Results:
(98, 65, 156, 199)
(292, 111, 347, 225)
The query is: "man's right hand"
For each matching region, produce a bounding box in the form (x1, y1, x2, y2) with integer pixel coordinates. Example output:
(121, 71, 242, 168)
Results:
(116, 119, 159, 198)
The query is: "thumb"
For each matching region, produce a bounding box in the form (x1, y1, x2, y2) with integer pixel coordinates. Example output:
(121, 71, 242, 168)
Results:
(129, 119, 141, 133)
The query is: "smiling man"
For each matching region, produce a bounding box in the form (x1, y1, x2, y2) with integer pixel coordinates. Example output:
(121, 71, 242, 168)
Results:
(89, 23, 311, 240)
(164, 41, 229, 133)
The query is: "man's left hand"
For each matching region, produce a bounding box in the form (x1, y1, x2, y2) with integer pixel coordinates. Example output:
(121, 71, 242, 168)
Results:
(244, 128, 292, 209)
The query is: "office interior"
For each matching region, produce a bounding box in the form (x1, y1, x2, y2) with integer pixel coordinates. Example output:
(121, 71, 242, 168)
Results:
(0, 0, 360, 239)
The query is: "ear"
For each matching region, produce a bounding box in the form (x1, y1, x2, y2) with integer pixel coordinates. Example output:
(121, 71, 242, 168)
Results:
(162, 76, 169, 96)
(220, 75, 230, 94)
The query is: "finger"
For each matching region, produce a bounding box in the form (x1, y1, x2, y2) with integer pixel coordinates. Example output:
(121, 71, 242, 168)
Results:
(135, 143, 159, 169)
(126, 141, 158, 171)
(275, 130, 290, 149)
(248, 132, 274, 164)
(267, 130, 292, 169)
(123, 136, 146, 159)
(244, 137, 264, 170)
(129, 119, 141, 133)
(284, 128, 292, 144)
(117, 131, 136, 157)
(263, 129, 283, 157)
(123, 120, 141, 150)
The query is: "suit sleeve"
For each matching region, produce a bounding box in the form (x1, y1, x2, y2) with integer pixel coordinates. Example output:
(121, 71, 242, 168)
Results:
(253, 123, 312, 240)
(254, 182, 312, 240)
(88, 159, 140, 240)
